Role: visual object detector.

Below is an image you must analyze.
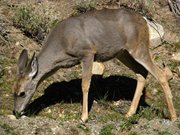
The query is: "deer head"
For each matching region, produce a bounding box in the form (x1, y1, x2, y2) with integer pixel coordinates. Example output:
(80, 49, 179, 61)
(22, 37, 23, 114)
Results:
(13, 49, 38, 117)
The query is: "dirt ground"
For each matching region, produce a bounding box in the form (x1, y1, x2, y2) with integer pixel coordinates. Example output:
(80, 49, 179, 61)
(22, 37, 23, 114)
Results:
(0, 0, 180, 135)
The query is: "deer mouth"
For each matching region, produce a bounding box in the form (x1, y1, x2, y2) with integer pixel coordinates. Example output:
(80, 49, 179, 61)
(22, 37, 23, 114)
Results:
(13, 110, 25, 118)
(13, 98, 31, 118)
(13, 102, 31, 118)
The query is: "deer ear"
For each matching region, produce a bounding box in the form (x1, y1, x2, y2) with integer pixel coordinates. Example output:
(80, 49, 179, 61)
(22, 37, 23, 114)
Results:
(18, 49, 28, 74)
(28, 52, 38, 78)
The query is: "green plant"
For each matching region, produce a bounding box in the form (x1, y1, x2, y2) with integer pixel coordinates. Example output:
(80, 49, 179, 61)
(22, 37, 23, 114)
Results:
(100, 124, 114, 135)
(77, 123, 90, 133)
(168, 61, 180, 70)
(174, 42, 180, 49)
(138, 107, 162, 120)
(74, 0, 97, 13)
(98, 91, 109, 103)
(0, 123, 18, 135)
(154, 55, 161, 61)
(158, 130, 171, 135)
(121, 114, 140, 130)
(178, 123, 180, 129)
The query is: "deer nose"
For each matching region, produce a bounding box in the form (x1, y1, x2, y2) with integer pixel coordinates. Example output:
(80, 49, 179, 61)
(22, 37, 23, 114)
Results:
(13, 110, 23, 118)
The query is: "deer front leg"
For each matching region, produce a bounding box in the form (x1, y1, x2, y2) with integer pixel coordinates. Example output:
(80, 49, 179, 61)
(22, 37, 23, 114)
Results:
(81, 54, 94, 123)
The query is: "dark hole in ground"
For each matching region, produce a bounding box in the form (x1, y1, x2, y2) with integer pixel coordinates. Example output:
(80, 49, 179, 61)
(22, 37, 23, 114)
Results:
(25, 75, 148, 116)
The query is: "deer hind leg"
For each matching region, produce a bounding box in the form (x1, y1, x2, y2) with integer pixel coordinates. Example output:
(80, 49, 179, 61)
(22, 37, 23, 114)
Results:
(81, 54, 94, 123)
(116, 50, 148, 117)
(130, 50, 177, 121)
(149, 65, 177, 121)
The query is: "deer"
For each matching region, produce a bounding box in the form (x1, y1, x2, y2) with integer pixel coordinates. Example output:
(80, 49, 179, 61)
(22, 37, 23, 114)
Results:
(13, 8, 177, 122)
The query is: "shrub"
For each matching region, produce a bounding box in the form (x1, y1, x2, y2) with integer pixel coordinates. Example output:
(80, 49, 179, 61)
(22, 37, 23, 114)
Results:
(12, 5, 52, 43)
(74, 0, 97, 13)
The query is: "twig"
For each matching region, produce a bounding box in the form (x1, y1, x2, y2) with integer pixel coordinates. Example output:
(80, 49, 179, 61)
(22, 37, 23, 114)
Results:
(167, 0, 180, 18)
(0, 34, 10, 46)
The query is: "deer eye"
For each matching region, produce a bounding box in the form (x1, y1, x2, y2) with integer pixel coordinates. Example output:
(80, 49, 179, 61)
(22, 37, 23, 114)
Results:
(19, 92, 26, 98)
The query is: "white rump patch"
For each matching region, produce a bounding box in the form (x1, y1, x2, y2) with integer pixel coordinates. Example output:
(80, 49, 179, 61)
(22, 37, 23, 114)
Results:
(143, 17, 164, 47)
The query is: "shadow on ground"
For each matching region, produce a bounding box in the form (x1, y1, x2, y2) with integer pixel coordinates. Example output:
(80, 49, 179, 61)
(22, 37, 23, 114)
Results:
(26, 75, 148, 116)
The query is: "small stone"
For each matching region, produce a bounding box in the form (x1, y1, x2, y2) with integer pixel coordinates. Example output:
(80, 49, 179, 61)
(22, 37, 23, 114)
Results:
(161, 119, 171, 125)
(15, 41, 20, 46)
(51, 126, 63, 135)
(47, 109, 51, 113)
(172, 53, 180, 61)
(21, 115, 27, 118)
(113, 100, 121, 106)
(151, 88, 158, 96)
(92, 62, 105, 75)
(93, 100, 97, 104)
(59, 113, 64, 118)
(7, 115, 17, 120)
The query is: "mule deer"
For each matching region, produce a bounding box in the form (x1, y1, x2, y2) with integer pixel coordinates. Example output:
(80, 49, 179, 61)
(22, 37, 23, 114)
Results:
(13, 8, 177, 122)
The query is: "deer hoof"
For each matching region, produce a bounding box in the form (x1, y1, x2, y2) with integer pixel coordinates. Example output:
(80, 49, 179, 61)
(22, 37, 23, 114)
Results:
(171, 116, 177, 122)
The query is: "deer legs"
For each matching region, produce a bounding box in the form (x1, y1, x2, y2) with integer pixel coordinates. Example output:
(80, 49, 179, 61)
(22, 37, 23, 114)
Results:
(117, 50, 177, 120)
(80, 49, 177, 122)
(130, 51, 177, 121)
(81, 54, 94, 122)
(116, 51, 148, 117)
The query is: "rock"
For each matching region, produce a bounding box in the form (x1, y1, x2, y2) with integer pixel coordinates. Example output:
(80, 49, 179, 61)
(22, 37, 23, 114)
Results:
(7, 115, 17, 120)
(51, 126, 64, 135)
(21, 115, 27, 118)
(47, 109, 51, 113)
(144, 17, 164, 47)
(172, 53, 180, 61)
(92, 62, 105, 75)
(15, 41, 20, 46)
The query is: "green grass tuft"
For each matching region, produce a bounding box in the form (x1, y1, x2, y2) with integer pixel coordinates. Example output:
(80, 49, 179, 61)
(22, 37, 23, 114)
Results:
(100, 124, 114, 135)
(0, 123, 18, 135)
(12, 4, 59, 43)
